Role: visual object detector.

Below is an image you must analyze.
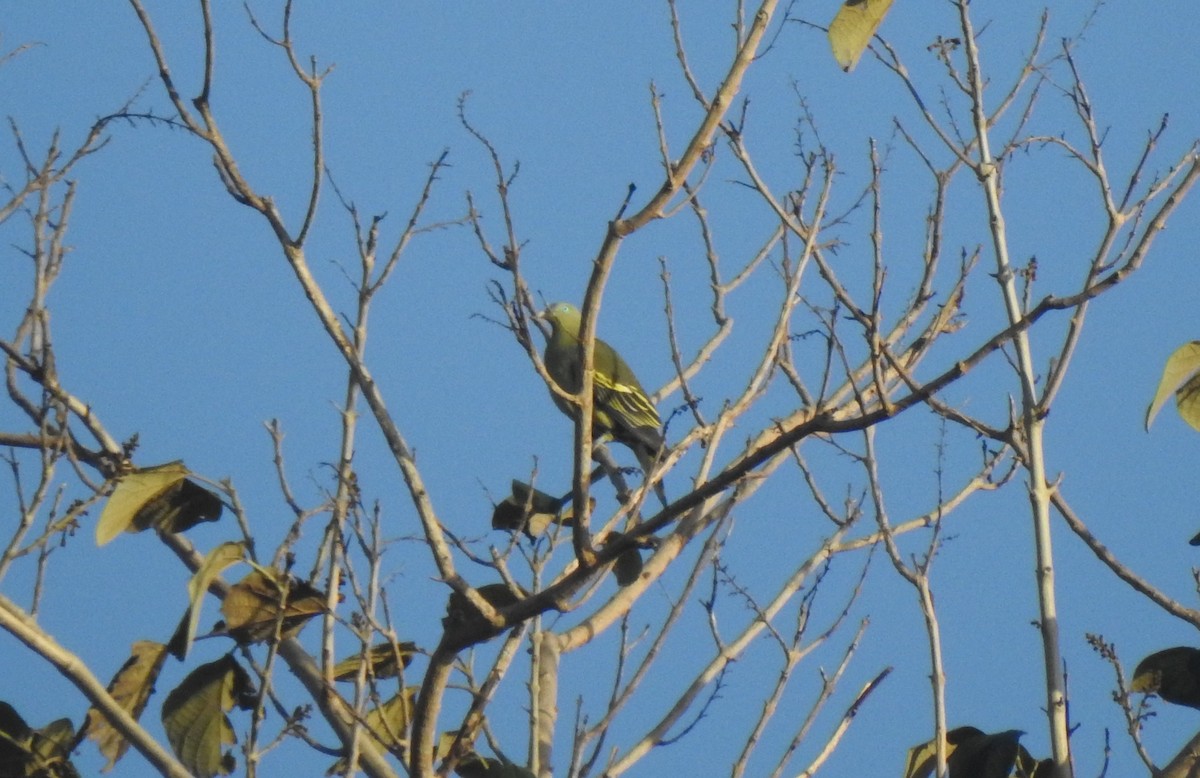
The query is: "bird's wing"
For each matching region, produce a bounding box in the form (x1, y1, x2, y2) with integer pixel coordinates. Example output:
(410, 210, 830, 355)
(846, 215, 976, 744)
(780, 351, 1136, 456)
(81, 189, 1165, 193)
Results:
(593, 340, 661, 435)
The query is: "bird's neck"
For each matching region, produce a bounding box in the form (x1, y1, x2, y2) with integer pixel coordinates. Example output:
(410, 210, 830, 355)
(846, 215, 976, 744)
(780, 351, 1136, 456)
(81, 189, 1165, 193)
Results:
(551, 327, 582, 349)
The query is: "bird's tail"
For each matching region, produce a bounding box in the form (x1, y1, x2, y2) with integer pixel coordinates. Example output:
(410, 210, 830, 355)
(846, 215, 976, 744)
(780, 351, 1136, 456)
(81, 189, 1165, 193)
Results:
(634, 443, 669, 510)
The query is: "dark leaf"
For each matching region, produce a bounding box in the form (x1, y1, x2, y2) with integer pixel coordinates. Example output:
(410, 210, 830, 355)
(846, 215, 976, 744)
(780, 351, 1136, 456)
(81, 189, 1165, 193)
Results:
(613, 547, 643, 587)
(1132, 646, 1200, 708)
(948, 729, 1024, 778)
(131, 478, 223, 534)
(0, 701, 33, 776)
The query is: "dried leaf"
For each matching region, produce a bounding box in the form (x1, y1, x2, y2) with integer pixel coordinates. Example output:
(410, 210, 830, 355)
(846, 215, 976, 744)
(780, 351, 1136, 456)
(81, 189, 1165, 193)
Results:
(96, 462, 222, 545)
(83, 641, 170, 771)
(161, 655, 252, 778)
(332, 641, 418, 682)
(220, 567, 325, 645)
(828, 0, 895, 72)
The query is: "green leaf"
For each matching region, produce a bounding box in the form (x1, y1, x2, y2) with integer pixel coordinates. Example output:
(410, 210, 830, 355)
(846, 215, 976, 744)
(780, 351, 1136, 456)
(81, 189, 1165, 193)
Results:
(219, 568, 326, 645)
(827, 0, 895, 72)
(161, 655, 253, 778)
(1132, 646, 1200, 708)
(96, 462, 222, 545)
(83, 640, 170, 771)
(903, 726, 1038, 778)
(1146, 341, 1200, 431)
(332, 641, 418, 682)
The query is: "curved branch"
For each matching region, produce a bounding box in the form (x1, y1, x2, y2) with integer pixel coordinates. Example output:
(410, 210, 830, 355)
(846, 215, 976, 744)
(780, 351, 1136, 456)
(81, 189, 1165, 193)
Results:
(0, 594, 193, 778)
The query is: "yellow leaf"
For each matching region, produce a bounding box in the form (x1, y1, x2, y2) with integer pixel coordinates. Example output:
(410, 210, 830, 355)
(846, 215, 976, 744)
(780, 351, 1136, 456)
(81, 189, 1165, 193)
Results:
(828, 0, 895, 72)
(83, 641, 170, 771)
(1146, 341, 1200, 431)
(97, 462, 188, 545)
(161, 655, 253, 778)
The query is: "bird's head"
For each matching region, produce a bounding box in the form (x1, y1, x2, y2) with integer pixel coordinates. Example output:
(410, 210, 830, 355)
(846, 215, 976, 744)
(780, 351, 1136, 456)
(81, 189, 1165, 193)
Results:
(539, 302, 582, 335)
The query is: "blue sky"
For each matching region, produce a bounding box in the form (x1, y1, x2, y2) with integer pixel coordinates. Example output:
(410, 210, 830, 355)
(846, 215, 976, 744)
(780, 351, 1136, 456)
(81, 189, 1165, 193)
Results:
(4, 2, 1200, 777)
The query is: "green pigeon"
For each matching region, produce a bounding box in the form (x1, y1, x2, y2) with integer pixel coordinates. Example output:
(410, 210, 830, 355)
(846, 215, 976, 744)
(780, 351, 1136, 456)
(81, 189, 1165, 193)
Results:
(539, 302, 666, 504)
